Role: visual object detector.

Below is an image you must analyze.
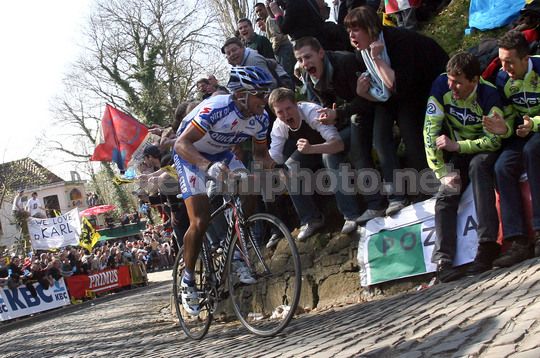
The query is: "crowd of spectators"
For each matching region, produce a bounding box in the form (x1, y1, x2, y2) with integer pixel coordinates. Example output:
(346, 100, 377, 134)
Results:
(129, 1, 451, 247)
(6, 0, 538, 298)
(168, 0, 540, 285)
(0, 221, 178, 296)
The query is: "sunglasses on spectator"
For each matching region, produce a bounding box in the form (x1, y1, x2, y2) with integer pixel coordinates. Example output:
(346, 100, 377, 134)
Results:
(246, 90, 270, 99)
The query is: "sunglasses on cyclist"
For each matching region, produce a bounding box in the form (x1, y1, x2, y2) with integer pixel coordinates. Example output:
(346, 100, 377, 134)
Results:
(246, 90, 270, 99)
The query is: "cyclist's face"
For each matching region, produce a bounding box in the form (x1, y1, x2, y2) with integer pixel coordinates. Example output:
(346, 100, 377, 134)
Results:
(246, 91, 268, 115)
(272, 99, 300, 129)
(294, 45, 324, 80)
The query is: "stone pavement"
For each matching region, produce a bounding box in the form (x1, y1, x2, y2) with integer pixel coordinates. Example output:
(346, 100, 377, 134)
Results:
(3, 258, 540, 357)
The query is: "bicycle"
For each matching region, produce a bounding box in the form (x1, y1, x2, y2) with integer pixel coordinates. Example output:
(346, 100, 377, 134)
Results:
(171, 178, 302, 340)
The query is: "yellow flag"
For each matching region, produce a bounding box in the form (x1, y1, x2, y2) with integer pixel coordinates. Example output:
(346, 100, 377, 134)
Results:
(162, 165, 179, 180)
(113, 175, 135, 186)
(382, 13, 397, 27)
(79, 216, 101, 251)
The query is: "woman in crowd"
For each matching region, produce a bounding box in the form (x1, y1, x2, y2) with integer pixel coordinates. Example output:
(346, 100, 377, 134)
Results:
(345, 6, 448, 214)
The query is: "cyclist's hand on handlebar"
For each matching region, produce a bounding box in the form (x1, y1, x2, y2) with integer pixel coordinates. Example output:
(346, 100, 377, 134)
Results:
(206, 162, 229, 180)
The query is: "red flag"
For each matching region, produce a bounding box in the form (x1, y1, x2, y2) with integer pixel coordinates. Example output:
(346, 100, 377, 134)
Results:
(91, 104, 148, 171)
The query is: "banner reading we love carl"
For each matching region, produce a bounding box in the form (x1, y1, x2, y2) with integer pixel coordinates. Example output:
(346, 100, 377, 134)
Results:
(28, 208, 81, 250)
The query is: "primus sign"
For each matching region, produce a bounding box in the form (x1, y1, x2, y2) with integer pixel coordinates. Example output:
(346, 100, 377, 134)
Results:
(65, 266, 132, 299)
(0, 279, 71, 321)
(89, 270, 119, 292)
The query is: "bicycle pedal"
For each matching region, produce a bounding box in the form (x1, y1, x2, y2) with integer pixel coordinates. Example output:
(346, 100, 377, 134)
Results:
(210, 245, 223, 255)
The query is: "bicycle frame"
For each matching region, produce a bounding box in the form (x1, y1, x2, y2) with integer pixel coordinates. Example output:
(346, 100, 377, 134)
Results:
(201, 193, 256, 307)
(175, 189, 301, 339)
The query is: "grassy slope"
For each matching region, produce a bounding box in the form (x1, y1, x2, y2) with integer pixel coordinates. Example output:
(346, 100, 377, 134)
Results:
(421, 0, 509, 55)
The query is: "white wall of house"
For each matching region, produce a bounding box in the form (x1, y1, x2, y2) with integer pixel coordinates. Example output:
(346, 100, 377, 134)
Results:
(0, 181, 88, 251)
(0, 199, 19, 251)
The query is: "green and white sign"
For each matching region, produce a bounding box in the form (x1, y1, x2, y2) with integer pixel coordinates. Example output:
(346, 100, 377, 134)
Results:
(358, 185, 479, 286)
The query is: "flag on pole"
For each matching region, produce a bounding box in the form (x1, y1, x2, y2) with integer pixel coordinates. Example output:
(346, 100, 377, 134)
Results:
(79, 216, 101, 251)
(90, 104, 149, 171)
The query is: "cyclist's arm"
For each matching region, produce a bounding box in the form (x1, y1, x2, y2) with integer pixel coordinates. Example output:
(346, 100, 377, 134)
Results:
(252, 140, 276, 169)
(174, 125, 211, 172)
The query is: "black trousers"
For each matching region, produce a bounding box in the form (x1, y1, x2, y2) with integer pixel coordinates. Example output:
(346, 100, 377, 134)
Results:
(431, 151, 500, 263)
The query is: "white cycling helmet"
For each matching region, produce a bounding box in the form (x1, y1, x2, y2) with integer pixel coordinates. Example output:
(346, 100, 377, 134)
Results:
(227, 66, 273, 92)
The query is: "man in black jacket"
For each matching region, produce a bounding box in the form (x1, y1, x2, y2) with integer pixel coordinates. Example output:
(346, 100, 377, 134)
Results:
(294, 36, 386, 224)
(269, 0, 350, 51)
(335, 0, 380, 25)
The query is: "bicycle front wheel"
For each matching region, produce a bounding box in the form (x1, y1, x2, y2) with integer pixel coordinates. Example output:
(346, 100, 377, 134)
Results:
(227, 213, 301, 336)
(172, 248, 213, 340)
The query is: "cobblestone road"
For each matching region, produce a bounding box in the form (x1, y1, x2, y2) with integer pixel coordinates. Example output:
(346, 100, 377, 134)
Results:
(3, 258, 540, 357)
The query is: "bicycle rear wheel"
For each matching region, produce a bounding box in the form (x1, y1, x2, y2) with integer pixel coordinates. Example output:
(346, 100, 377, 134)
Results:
(227, 213, 301, 336)
(172, 248, 213, 340)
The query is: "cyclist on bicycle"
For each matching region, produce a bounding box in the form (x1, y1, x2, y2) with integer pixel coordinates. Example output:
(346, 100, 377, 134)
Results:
(173, 66, 276, 315)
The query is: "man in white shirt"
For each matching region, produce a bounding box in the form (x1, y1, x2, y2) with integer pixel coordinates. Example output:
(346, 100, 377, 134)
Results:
(268, 87, 363, 242)
(12, 189, 25, 213)
(26, 192, 46, 218)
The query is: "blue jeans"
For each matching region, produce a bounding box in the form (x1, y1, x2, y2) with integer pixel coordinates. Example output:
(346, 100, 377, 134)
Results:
(285, 152, 322, 225)
(275, 42, 296, 80)
(322, 128, 362, 220)
(495, 133, 540, 239)
(284, 128, 362, 224)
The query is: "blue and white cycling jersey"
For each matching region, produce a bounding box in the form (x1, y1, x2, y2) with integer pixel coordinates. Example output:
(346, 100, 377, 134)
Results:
(177, 94, 269, 155)
(174, 94, 269, 199)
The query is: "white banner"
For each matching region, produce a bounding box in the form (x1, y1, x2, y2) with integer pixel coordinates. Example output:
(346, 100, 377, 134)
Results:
(0, 278, 71, 321)
(358, 185, 479, 286)
(28, 208, 81, 250)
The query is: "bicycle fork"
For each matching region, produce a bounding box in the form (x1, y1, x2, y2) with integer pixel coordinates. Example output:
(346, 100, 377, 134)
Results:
(201, 241, 220, 314)
(234, 215, 271, 278)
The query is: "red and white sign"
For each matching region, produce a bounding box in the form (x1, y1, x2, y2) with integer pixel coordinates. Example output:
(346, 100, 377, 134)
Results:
(65, 266, 131, 299)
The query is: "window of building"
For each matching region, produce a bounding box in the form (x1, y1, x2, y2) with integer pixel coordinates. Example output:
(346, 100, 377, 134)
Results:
(44, 195, 60, 214)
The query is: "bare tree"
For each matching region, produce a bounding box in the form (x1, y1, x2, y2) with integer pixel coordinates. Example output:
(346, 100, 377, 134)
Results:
(205, 0, 251, 37)
(49, 84, 101, 164)
(47, 0, 220, 212)
(78, 0, 216, 126)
